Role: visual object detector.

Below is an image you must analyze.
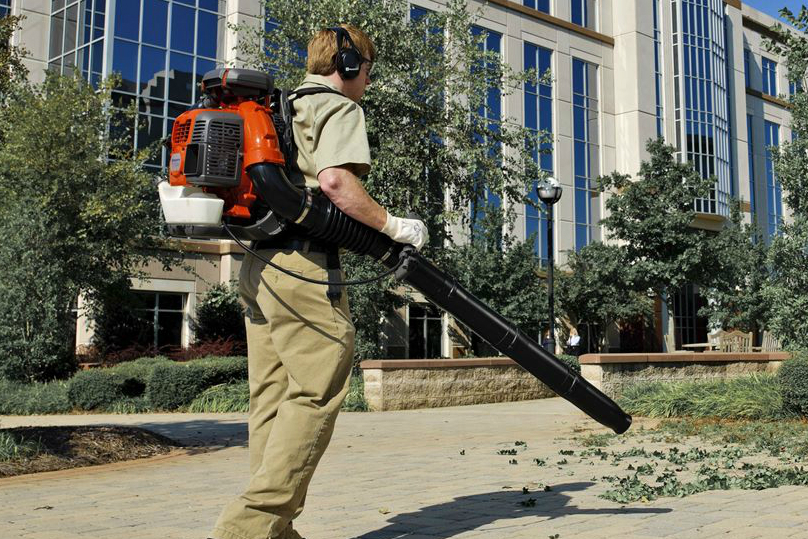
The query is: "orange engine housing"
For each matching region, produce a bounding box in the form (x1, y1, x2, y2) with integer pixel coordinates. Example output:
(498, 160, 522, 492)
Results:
(168, 99, 286, 221)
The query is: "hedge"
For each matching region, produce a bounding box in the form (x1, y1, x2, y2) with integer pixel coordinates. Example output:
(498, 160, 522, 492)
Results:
(146, 356, 247, 410)
(778, 351, 808, 416)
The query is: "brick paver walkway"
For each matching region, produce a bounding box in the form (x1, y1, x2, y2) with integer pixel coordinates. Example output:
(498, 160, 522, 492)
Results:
(2, 399, 807, 539)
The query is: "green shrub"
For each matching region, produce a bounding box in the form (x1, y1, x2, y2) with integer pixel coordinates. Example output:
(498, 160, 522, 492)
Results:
(188, 382, 249, 413)
(191, 282, 246, 343)
(778, 351, 808, 417)
(66, 369, 126, 410)
(558, 354, 581, 374)
(146, 356, 247, 410)
(0, 379, 71, 415)
(342, 374, 368, 412)
(618, 373, 786, 420)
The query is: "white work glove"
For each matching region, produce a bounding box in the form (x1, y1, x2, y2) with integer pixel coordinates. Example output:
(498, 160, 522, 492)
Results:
(380, 211, 429, 251)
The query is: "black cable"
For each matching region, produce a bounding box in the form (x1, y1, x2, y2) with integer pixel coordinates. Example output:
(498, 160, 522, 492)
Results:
(223, 222, 403, 286)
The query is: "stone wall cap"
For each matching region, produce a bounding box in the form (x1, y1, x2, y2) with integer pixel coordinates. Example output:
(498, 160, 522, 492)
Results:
(580, 352, 790, 364)
(360, 357, 517, 369)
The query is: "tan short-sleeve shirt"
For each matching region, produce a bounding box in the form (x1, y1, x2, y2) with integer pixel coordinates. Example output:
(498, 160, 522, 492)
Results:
(292, 74, 372, 191)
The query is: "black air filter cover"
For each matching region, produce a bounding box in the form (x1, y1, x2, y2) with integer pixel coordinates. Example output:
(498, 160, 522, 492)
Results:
(202, 68, 274, 98)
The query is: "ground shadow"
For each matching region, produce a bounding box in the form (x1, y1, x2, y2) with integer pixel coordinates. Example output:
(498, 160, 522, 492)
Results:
(352, 482, 671, 539)
(134, 418, 248, 450)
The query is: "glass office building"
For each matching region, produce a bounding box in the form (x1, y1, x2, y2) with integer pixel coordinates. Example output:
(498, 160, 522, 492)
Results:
(46, 0, 225, 168)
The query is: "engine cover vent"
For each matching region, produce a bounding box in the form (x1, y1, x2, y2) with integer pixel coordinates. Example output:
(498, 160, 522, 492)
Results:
(183, 111, 243, 188)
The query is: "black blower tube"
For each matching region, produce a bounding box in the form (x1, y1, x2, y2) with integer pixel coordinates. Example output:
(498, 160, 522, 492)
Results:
(248, 164, 632, 434)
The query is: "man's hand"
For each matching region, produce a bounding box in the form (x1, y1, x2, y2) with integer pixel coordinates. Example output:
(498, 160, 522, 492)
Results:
(380, 212, 429, 251)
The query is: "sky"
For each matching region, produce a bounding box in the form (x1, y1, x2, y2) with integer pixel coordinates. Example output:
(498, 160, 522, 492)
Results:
(742, 0, 805, 23)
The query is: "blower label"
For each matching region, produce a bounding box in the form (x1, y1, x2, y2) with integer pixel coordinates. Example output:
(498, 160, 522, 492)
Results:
(170, 153, 181, 172)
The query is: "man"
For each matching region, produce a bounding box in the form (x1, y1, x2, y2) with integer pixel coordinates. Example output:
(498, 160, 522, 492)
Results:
(210, 25, 428, 539)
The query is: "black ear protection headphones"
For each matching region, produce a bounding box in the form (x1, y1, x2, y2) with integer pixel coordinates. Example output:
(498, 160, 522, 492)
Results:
(330, 26, 364, 80)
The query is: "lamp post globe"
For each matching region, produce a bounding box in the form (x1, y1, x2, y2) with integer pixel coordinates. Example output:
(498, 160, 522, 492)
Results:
(536, 177, 562, 354)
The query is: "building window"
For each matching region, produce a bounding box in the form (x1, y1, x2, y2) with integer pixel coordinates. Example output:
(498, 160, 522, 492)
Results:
(48, 0, 106, 86)
(762, 57, 777, 96)
(408, 303, 442, 359)
(572, 57, 599, 252)
(523, 0, 550, 13)
(671, 0, 731, 217)
(571, 0, 596, 30)
(109, 0, 225, 169)
(133, 291, 186, 348)
(747, 114, 756, 216)
(653, 0, 664, 137)
(524, 43, 553, 264)
(470, 26, 502, 231)
(764, 120, 782, 238)
(673, 285, 708, 347)
(1, 0, 10, 18)
(743, 48, 751, 88)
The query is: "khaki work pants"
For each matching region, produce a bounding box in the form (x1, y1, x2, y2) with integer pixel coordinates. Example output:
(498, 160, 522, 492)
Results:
(212, 248, 355, 539)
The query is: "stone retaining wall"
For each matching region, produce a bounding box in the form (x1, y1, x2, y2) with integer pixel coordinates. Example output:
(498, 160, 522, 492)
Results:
(580, 352, 790, 399)
(359, 358, 555, 411)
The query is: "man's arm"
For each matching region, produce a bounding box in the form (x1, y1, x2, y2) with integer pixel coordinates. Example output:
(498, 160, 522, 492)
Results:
(318, 165, 429, 250)
(318, 166, 387, 230)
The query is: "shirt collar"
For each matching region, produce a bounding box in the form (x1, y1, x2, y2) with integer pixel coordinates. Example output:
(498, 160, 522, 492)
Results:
(298, 73, 344, 95)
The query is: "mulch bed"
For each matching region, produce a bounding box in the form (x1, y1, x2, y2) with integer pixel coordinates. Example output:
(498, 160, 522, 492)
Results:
(0, 426, 183, 477)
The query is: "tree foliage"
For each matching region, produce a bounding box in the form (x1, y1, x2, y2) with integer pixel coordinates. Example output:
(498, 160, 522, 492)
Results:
(439, 208, 547, 354)
(191, 282, 246, 343)
(555, 242, 653, 352)
(698, 203, 770, 339)
(598, 139, 717, 298)
(0, 15, 27, 99)
(0, 73, 170, 381)
(762, 8, 808, 350)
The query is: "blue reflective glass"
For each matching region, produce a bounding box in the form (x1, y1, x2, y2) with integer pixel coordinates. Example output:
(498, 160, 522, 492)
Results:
(112, 38, 138, 93)
(140, 45, 166, 96)
(196, 57, 216, 94)
(114, 0, 140, 40)
(197, 11, 218, 58)
(523, 0, 549, 12)
(142, 0, 168, 47)
(169, 52, 194, 103)
(171, 4, 195, 53)
(411, 5, 429, 21)
(199, 0, 220, 11)
(92, 40, 103, 74)
(575, 224, 588, 252)
(571, 0, 583, 26)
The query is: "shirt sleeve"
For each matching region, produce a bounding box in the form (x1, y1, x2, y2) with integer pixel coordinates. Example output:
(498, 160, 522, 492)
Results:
(313, 98, 372, 177)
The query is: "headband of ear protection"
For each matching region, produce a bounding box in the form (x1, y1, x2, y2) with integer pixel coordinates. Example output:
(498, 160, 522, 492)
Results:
(330, 26, 364, 80)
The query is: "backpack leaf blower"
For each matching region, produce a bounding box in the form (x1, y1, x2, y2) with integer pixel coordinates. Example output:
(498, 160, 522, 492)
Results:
(159, 68, 632, 434)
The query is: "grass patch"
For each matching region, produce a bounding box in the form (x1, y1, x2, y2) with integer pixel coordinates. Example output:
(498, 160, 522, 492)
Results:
(0, 431, 43, 461)
(617, 373, 787, 420)
(188, 382, 249, 413)
(0, 379, 71, 415)
(342, 373, 368, 412)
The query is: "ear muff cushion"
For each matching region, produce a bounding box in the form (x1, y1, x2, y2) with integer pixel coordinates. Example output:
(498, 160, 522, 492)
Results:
(331, 26, 363, 79)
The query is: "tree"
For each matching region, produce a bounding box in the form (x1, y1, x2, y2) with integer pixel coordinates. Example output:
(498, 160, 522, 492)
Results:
(0, 73, 170, 381)
(439, 208, 547, 355)
(191, 282, 247, 343)
(0, 15, 27, 99)
(555, 242, 653, 353)
(598, 139, 717, 300)
(698, 203, 770, 342)
(761, 7, 808, 350)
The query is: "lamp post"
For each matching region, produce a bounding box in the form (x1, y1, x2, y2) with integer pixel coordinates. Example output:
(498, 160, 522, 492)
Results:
(537, 177, 563, 353)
